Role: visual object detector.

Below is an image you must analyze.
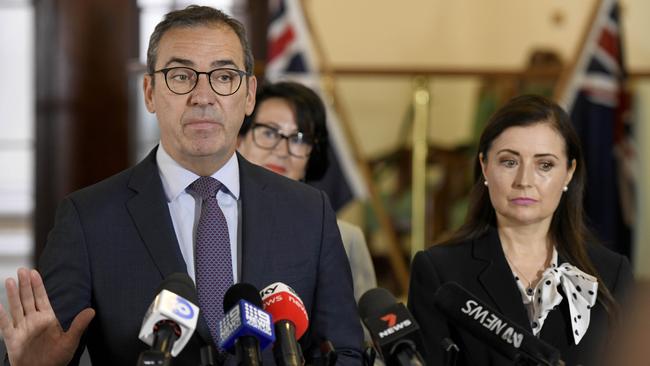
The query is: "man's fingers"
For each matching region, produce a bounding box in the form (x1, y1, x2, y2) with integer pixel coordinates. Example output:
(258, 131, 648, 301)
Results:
(17, 268, 36, 315)
(5, 278, 24, 326)
(66, 308, 95, 343)
(30, 269, 53, 313)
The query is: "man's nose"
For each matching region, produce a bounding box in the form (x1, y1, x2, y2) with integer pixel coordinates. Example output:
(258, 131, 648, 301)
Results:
(189, 74, 217, 105)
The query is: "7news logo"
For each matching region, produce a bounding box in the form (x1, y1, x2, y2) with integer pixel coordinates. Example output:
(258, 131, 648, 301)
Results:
(381, 313, 397, 327)
(378, 312, 412, 339)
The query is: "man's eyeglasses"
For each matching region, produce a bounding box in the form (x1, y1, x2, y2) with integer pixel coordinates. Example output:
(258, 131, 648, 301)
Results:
(251, 123, 314, 158)
(153, 67, 250, 96)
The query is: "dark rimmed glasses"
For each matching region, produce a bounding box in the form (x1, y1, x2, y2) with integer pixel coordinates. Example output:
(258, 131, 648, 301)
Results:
(251, 123, 314, 158)
(153, 67, 250, 96)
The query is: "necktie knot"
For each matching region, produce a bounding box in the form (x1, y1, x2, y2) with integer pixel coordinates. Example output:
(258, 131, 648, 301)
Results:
(188, 176, 222, 200)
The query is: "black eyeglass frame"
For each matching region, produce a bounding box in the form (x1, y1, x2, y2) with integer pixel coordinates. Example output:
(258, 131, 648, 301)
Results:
(152, 66, 251, 96)
(250, 122, 315, 158)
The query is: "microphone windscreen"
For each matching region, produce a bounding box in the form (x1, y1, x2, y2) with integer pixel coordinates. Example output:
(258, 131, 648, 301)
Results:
(156, 273, 198, 304)
(358, 288, 397, 319)
(434, 282, 562, 366)
(224, 283, 263, 311)
(139, 273, 200, 357)
(260, 282, 309, 339)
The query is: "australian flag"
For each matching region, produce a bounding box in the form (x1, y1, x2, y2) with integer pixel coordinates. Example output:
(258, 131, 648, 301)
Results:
(561, 0, 635, 257)
(266, 0, 368, 211)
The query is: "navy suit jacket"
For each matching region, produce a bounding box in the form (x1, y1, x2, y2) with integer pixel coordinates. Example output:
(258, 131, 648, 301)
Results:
(408, 227, 632, 366)
(36, 148, 363, 365)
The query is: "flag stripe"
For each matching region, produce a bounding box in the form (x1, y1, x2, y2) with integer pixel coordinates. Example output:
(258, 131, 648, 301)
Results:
(268, 26, 296, 62)
(562, 0, 634, 256)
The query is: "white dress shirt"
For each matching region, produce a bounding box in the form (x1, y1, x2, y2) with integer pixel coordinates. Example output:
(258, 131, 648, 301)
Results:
(156, 144, 240, 282)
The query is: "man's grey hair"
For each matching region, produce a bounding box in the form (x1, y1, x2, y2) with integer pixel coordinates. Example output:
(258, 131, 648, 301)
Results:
(146, 5, 254, 75)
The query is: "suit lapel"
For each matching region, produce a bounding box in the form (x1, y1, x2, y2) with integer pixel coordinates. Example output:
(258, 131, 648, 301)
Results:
(126, 148, 187, 277)
(474, 228, 533, 332)
(237, 154, 274, 287)
(126, 148, 214, 344)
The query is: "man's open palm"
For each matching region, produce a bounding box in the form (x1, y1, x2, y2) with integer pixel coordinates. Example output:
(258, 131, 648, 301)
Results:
(0, 268, 95, 366)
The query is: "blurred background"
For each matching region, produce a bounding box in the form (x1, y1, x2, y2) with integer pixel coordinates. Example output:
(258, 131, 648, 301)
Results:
(1, 0, 649, 310)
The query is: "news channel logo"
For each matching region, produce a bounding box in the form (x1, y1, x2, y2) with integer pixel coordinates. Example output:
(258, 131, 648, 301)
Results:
(243, 302, 273, 336)
(172, 295, 196, 320)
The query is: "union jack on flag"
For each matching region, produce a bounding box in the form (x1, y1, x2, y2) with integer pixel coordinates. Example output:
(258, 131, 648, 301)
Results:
(264, 0, 368, 210)
(561, 0, 635, 256)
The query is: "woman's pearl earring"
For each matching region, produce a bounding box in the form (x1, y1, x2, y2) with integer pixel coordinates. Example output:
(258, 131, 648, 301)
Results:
(484, 180, 488, 186)
(563, 186, 568, 192)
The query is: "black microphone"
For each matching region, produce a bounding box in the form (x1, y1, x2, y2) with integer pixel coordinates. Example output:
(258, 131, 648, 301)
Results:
(358, 288, 426, 366)
(433, 282, 564, 366)
(137, 273, 200, 366)
(219, 283, 275, 366)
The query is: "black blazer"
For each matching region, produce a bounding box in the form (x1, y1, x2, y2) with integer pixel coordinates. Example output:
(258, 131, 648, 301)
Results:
(408, 227, 632, 366)
(34, 148, 363, 366)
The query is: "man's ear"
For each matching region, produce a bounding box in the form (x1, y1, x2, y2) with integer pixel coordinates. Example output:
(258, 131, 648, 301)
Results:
(245, 75, 257, 116)
(143, 74, 155, 113)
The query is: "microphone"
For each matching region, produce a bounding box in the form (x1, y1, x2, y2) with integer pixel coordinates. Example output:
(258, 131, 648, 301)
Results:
(358, 288, 426, 366)
(219, 283, 275, 366)
(433, 282, 564, 366)
(137, 273, 200, 365)
(260, 282, 309, 366)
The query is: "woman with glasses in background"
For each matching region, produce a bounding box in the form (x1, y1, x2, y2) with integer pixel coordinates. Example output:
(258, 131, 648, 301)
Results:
(237, 81, 377, 304)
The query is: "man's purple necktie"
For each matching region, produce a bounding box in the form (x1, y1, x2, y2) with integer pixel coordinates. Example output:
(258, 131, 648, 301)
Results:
(187, 176, 233, 346)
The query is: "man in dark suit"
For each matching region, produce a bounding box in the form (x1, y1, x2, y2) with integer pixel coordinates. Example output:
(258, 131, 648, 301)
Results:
(0, 6, 362, 366)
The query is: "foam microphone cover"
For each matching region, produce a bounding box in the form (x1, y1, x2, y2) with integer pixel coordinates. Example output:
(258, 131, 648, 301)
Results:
(434, 282, 562, 366)
(158, 273, 199, 303)
(138, 273, 200, 357)
(224, 283, 264, 311)
(260, 282, 309, 339)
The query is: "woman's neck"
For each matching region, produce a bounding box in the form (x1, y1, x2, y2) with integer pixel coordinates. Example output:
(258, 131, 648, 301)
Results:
(498, 224, 551, 258)
(498, 224, 554, 290)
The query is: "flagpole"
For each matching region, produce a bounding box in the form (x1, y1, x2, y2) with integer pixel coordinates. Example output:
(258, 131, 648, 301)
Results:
(411, 77, 430, 259)
(299, 0, 410, 295)
(552, 0, 604, 105)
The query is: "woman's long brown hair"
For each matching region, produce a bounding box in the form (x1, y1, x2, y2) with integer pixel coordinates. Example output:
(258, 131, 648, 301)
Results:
(442, 94, 617, 319)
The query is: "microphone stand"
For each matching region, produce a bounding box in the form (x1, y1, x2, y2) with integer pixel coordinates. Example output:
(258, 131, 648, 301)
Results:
(273, 320, 304, 366)
(441, 337, 459, 366)
(235, 336, 262, 366)
(513, 353, 565, 366)
(392, 342, 425, 366)
(137, 321, 179, 366)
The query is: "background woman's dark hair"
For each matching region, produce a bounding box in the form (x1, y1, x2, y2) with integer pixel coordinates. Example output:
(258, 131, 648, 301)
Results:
(445, 94, 617, 317)
(240, 81, 329, 180)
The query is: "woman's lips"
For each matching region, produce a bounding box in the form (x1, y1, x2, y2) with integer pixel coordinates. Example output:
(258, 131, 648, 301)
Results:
(510, 197, 538, 205)
(264, 164, 287, 175)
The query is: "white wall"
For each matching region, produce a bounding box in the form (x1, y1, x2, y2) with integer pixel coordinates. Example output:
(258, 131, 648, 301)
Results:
(0, 3, 34, 307)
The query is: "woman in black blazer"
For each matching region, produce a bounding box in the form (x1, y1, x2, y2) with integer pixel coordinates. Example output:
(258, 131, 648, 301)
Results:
(408, 95, 633, 366)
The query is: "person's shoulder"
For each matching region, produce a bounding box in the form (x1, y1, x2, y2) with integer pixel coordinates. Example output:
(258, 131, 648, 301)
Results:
(585, 242, 629, 270)
(414, 236, 475, 271)
(337, 220, 362, 237)
(68, 165, 138, 203)
(238, 154, 324, 198)
(585, 242, 631, 276)
(66, 152, 156, 206)
(423, 236, 474, 256)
